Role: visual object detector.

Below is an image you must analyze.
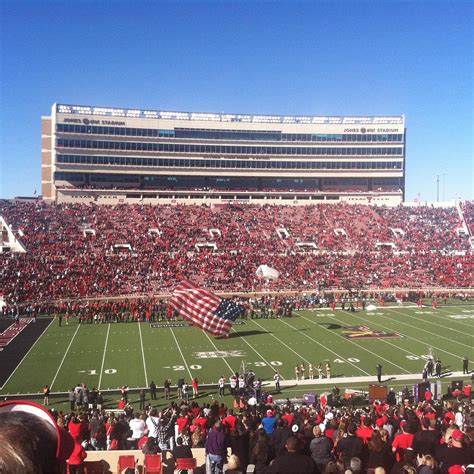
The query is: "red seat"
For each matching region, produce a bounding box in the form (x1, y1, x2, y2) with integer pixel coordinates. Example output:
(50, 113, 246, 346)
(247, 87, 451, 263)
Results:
(144, 453, 162, 473)
(117, 455, 136, 473)
(175, 457, 197, 472)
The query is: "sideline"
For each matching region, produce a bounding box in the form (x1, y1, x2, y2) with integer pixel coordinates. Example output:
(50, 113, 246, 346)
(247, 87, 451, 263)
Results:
(0, 318, 55, 390)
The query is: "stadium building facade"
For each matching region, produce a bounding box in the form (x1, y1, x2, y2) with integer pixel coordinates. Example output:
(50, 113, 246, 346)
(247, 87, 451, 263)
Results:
(42, 104, 406, 206)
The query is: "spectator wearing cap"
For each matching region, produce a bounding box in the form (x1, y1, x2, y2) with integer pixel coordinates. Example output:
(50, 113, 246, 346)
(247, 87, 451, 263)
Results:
(436, 429, 472, 474)
(392, 420, 414, 461)
(0, 400, 75, 473)
(262, 409, 277, 435)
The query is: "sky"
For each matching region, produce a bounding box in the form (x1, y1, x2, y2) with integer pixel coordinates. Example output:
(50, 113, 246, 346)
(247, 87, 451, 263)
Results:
(0, 0, 472, 201)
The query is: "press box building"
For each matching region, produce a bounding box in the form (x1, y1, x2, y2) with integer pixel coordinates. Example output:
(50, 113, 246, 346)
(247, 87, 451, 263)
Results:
(42, 104, 406, 206)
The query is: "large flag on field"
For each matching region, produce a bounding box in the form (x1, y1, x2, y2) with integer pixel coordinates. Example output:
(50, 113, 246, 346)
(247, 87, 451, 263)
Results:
(170, 280, 244, 336)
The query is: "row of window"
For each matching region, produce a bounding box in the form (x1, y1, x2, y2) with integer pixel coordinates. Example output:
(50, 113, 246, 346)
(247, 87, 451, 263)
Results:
(56, 123, 404, 143)
(55, 172, 401, 188)
(57, 139, 404, 156)
(57, 154, 403, 170)
(57, 124, 175, 138)
(177, 129, 404, 143)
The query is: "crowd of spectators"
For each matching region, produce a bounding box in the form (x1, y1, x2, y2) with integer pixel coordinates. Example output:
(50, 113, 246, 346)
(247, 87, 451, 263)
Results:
(0, 201, 472, 308)
(13, 383, 474, 474)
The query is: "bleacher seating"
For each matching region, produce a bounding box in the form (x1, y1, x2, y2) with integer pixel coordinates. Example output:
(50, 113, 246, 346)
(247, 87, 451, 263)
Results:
(0, 201, 472, 308)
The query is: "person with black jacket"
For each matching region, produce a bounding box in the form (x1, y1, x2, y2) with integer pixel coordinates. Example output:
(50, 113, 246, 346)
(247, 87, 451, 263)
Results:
(412, 417, 441, 456)
(335, 422, 364, 469)
(149, 381, 157, 400)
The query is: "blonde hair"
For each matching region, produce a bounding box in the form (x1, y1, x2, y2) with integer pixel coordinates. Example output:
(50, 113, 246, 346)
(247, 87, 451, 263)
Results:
(313, 426, 322, 437)
(227, 454, 240, 470)
(444, 425, 456, 443)
(419, 454, 437, 469)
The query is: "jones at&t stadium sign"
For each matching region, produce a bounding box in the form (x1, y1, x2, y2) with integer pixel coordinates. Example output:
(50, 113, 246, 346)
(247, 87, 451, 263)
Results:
(343, 127, 400, 133)
(62, 118, 126, 126)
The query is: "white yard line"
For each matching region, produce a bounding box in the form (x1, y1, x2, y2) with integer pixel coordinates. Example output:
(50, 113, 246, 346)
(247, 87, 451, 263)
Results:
(279, 316, 371, 376)
(1, 318, 55, 391)
(98, 324, 111, 390)
(169, 328, 193, 381)
(50, 323, 81, 390)
(382, 308, 473, 354)
(431, 306, 474, 329)
(387, 306, 474, 339)
(202, 331, 235, 375)
(249, 318, 312, 365)
(298, 313, 410, 374)
(230, 326, 285, 379)
(138, 322, 149, 387)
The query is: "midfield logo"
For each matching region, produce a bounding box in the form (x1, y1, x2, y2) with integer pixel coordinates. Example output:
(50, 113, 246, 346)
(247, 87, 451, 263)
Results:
(341, 326, 401, 339)
(193, 350, 246, 359)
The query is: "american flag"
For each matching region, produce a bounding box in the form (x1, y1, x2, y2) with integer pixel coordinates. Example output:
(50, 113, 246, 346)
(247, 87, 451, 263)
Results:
(170, 280, 244, 336)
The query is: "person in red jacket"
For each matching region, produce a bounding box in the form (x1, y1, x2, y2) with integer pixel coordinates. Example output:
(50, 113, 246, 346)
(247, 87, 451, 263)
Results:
(68, 436, 87, 474)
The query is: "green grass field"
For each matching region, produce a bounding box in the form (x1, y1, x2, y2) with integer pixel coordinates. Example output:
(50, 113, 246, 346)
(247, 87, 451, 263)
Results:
(1, 303, 473, 408)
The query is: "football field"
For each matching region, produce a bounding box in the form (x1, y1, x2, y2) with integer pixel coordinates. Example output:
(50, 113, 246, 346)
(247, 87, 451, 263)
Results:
(1, 303, 473, 401)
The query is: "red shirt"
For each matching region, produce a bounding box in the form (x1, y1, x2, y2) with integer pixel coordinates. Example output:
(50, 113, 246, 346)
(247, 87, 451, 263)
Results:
(392, 432, 414, 460)
(282, 413, 294, 426)
(177, 416, 190, 433)
(68, 420, 83, 441)
(356, 425, 373, 444)
(325, 428, 336, 441)
(194, 416, 208, 431)
(223, 414, 237, 430)
(68, 441, 87, 465)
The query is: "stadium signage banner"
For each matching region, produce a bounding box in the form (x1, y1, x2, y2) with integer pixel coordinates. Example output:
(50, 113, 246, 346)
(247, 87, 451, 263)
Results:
(62, 118, 126, 126)
(343, 127, 400, 133)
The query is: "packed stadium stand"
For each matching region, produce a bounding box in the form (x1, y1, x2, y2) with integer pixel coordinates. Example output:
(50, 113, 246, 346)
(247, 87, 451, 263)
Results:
(0, 201, 472, 307)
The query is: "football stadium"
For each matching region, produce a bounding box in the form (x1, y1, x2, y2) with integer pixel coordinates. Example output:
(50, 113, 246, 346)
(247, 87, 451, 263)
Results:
(1, 103, 473, 473)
